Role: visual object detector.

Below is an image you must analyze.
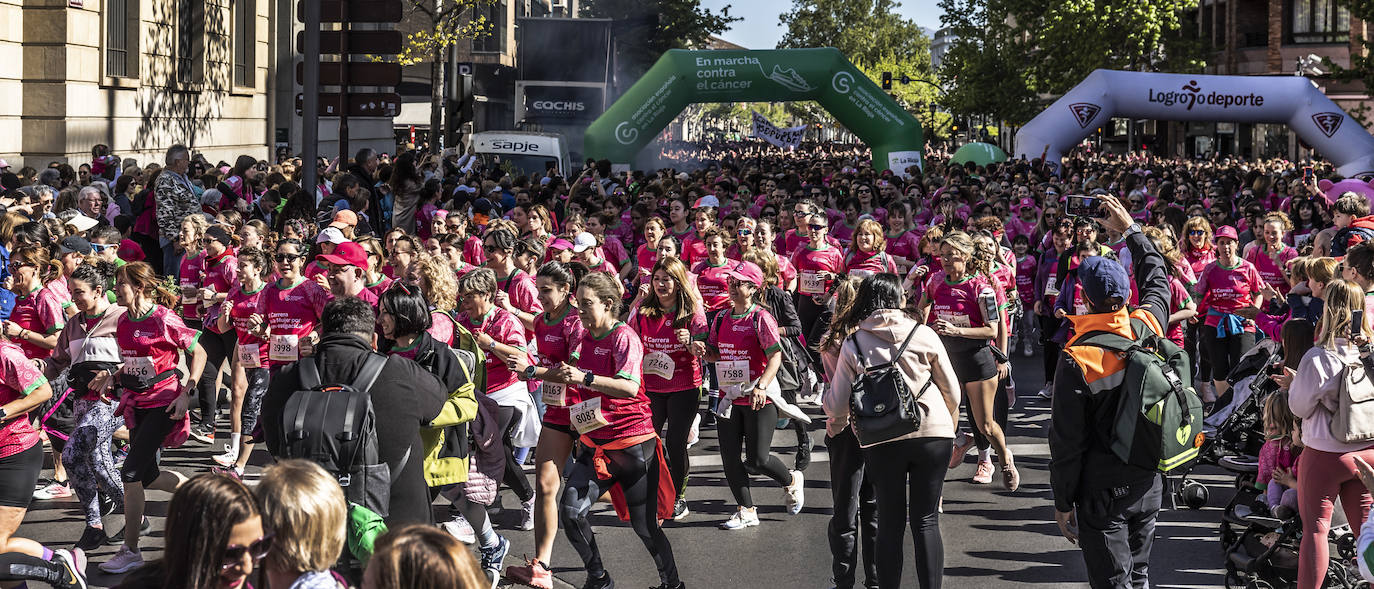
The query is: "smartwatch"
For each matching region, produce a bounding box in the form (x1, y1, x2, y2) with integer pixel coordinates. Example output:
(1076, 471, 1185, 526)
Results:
(522, 365, 537, 381)
(583, 372, 596, 387)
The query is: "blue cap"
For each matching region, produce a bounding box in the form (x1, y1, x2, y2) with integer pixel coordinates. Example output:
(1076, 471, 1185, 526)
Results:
(1078, 256, 1130, 306)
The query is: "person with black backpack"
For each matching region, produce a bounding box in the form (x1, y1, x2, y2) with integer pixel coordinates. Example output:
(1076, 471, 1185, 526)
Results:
(1048, 193, 1201, 589)
(259, 296, 447, 526)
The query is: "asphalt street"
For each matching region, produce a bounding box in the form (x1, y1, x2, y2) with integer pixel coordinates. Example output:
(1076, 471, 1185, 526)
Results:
(17, 350, 1237, 588)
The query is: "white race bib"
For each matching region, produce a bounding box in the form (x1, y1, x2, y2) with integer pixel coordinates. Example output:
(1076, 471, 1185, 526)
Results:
(799, 271, 824, 295)
(237, 343, 262, 368)
(121, 355, 155, 379)
(542, 382, 567, 407)
(716, 359, 750, 391)
(936, 312, 971, 328)
(570, 397, 609, 435)
(643, 351, 676, 380)
(269, 334, 300, 362)
(1074, 302, 1089, 316)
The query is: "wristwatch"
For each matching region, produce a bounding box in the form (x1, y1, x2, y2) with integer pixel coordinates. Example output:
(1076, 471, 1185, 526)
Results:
(582, 372, 596, 387)
(1123, 222, 1143, 238)
(522, 365, 537, 381)
(0, 407, 8, 422)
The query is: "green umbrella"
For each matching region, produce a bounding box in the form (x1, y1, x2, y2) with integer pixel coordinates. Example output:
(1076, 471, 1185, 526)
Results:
(950, 142, 1008, 167)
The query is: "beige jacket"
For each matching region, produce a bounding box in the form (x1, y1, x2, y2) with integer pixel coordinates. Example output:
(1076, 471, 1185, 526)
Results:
(822, 310, 961, 445)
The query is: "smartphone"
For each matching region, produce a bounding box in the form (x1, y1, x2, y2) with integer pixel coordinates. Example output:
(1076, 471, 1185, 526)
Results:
(1304, 166, 1315, 182)
(1066, 194, 1101, 218)
(1354, 309, 1365, 338)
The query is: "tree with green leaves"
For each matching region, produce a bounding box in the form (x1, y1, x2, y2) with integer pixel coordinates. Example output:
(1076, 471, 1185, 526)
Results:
(1323, 0, 1374, 125)
(777, 0, 931, 67)
(580, 0, 740, 92)
(393, 0, 493, 153)
(936, 0, 1037, 129)
(1029, 0, 1202, 95)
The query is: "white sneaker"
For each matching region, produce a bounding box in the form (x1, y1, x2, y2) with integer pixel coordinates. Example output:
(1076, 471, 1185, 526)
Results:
(99, 545, 144, 574)
(686, 413, 700, 449)
(718, 506, 759, 530)
(212, 444, 239, 467)
(440, 514, 476, 544)
(33, 480, 73, 500)
(54, 548, 88, 589)
(785, 470, 805, 515)
(1037, 385, 1053, 399)
(518, 497, 535, 531)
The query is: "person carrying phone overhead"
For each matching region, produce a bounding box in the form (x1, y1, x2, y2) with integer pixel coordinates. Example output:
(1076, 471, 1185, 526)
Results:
(1048, 193, 1174, 589)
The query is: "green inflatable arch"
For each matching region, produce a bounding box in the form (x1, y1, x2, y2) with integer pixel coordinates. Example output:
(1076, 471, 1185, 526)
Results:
(585, 48, 925, 173)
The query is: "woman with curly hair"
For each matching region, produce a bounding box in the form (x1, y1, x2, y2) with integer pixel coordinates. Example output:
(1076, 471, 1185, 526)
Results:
(405, 249, 460, 346)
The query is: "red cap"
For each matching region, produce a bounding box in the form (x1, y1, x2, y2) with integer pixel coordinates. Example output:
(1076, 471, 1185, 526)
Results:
(1214, 225, 1239, 241)
(725, 261, 764, 288)
(318, 241, 366, 268)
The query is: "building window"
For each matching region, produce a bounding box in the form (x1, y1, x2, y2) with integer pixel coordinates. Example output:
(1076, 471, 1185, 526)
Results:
(233, 0, 255, 87)
(1291, 0, 1349, 44)
(177, 0, 205, 85)
(104, 0, 138, 78)
(472, 1, 507, 53)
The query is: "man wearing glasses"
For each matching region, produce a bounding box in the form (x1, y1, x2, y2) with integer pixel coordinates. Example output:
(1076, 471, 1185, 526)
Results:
(154, 144, 200, 275)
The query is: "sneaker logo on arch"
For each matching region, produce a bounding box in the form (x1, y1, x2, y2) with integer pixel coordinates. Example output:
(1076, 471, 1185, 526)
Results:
(1313, 112, 1344, 138)
(1068, 103, 1101, 128)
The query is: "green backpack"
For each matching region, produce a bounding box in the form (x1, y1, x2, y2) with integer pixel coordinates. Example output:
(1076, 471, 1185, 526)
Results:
(1071, 316, 1205, 473)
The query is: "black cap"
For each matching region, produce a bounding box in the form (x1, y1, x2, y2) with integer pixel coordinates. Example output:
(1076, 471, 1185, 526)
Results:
(58, 236, 92, 256)
(206, 225, 233, 246)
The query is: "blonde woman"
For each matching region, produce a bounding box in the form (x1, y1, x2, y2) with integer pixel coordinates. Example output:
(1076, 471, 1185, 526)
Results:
(845, 218, 898, 279)
(256, 460, 347, 589)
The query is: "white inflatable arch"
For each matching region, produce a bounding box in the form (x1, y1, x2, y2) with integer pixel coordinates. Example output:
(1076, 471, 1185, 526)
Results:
(1013, 69, 1374, 177)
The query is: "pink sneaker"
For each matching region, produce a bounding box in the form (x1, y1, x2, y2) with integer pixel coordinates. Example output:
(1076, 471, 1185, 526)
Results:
(948, 433, 974, 470)
(971, 459, 995, 484)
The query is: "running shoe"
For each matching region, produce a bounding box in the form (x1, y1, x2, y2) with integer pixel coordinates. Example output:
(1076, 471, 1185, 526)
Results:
(75, 525, 108, 552)
(506, 558, 554, 589)
(210, 465, 243, 480)
(99, 492, 117, 516)
(33, 479, 73, 500)
(518, 497, 536, 531)
(948, 432, 974, 470)
(649, 583, 686, 589)
(105, 517, 150, 546)
(672, 498, 690, 521)
(785, 470, 805, 515)
(479, 535, 510, 582)
(189, 422, 215, 444)
(440, 513, 476, 544)
(795, 433, 812, 472)
(1037, 385, 1053, 400)
(99, 545, 144, 574)
(719, 506, 759, 530)
(212, 443, 239, 467)
(1022, 339, 1034, 357)
(1002, 462, 1021, 492)
(972, 459, 995, 484)
(581, 572, 615, 589)
(54, 548, 88, 589)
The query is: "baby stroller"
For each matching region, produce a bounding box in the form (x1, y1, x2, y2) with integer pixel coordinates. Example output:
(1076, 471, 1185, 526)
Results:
(1174, 340, 1282, 510)
(1222, 501, 1364, 589)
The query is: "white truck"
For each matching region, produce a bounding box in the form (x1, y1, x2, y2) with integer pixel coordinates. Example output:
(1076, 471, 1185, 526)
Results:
(466, 131, 570, 179)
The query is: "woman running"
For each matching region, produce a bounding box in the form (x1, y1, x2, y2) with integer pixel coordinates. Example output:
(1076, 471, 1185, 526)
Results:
(1243, 212, 1298, 296)
(98, 261, 207, 574)
(554, 272, 681, 589)
(915, 231, 1019, 491)
(791, 213, 846, 362)
(505, 262, 586, 589)
(693, 227, 737, 316)
(261, 238, 331, 370)
(753, 219, 797, 291)
(485, 229, 545, 338)
(1194, 225, 1264, 401)
(706, 260, 806, 529)
(192, 225, 238, 447)
(5, 246, 71, 501)
(629, 256, 707, 520)
(211, 247, 271, 474)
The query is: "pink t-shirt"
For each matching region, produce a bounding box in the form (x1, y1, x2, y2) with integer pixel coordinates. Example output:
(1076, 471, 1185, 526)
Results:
(1244, 243, 1297, 296)
(117, 305, 200, 406)
(458, 307, 527, 392)
(631, 306, 707, 393)
(885, 230, 921, 263)
(201, 252, 239, 333)
(303, 260, 329, 283)
(790, 244, 847, 295)
(496, 269, 544, 326)
(782, 229, 840, 257)
(571, 322, 651, 440)
(0, 340, 46, 459)
(227, 283, 269, 366)
(925, 270, 1002, 332)
(1195, 260, 1263, 330)
(463, 236, 485, 267)
(534, 304, 585, 426)
(845, 249, 898, 279)
(428, 310, 456, 346)
(707, 305, 783, 406)
(681, 234, 708, 269)
(179, 251, 206, 320)
(366, 275, 393, 301)
(264, 278, 331, 367)
(693, 259, 734, 312)
(1015, 254, 1038, 305)
(831, 220, 859, 243)
(9, 284, 66, 359)
(1183, 247, 1217, 277)
(636, 244, 658, 278)
(776, 254, 797, 289)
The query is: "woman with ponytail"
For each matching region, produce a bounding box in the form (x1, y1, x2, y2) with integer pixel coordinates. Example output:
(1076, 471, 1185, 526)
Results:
(3, 246, 66, 359)
(97, 261, 207, 575)
(189, 225, 238, 446)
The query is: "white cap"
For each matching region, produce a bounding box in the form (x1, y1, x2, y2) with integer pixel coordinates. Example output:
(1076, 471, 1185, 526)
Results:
(0, 159, 9, 169)
(316, 226, 348, 244)
(572, 231, 597, 253)
(66, 214, 99, 232)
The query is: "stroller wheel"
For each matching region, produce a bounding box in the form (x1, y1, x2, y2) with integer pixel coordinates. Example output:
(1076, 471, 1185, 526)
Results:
(1178, 479, 1209, 509)
(1220, 521, 1237, 548)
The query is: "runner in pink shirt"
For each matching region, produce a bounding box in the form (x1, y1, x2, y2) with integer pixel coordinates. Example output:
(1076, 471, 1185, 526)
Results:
(681, 197, 720, 268)
(1243, 214, 1299, 295)
(636, 217, 667, 283)
(262, 239, 331, 369)
(212, 246, 270, 474)
(884, 202, 922, 274)
(1195, 225, 1264, 400)
(692, 227, 736, 313)
(189, 225, 239, 444)
(705, 260, 804, 529)
(792, 213, 847, 352)
(845, 219, 900, 279)
(3, 246, 65, 361)
(485, 228, 545, 339)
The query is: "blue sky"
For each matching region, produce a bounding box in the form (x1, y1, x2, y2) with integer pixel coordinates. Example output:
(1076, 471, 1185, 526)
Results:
(698, 0, 945, 49)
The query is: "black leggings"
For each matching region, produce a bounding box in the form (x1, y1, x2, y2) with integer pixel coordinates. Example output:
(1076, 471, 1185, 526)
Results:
(1038, 314, 1062, 382)
(649, 387, 702, 499)
(1203, 327, 1256, 382)
(863, 437, 951, 589)
(717, 403, 792, 508)
(560, 438, 678, 586)
(196, 328, 234, 422)
(0, 551, 75, 588)
(122, 406, 178, 486)
(798, 293, 829, 366)
(971, 376, 1011, 453)
(496, 405, 534, 503)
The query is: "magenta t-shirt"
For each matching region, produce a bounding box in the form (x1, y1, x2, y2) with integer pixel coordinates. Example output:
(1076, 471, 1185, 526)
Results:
(693, 260, 734, 312)
(179, 251, 205, 320)
(496, 269, 544, 329)
(845, 249, 898, 279)
(885, 230, 921, 263)
(831, 220, 858, 244)
(0, 340, 46, 459)
(925, 270, 1002, 331)
(707, 305, 783, 406)
(227, 283, 269, 366)
(9, 284, 65, 359)
(366, 276, 393, 301)
(782, 229, 840, 257)
(776, 254, 797, 289)
(1015, 255, 1038, 305)
(118, 305, 200, 406)
(264, 278, 331, 367)
(636, 244, 657, 278)
(201, 252, 239, 333)
(458, 307, 526, 392)
(1183, 247, 1217, 277)
(791, 244, 846, 296)
(534, 305, 585, 425)
(571, 322, 651, 441)
(428, 310, 456, 346)
(681, 234, 708, 269)
(1196, 260, 1263, 330)
(1244, 243, 1297, 296)
(464, 236, 485, 267)
(631, 306, 707, 393)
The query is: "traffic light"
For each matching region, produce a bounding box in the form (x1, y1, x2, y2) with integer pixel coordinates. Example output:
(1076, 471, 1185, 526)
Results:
(881, 72, 892, 91)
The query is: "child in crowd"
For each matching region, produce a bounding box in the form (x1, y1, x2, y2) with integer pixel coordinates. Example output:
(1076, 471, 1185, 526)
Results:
(1258, 391, 1301, 520)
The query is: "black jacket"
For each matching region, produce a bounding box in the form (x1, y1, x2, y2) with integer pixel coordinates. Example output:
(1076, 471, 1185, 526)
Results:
(260, 333, 446, 525)
(346, 163, 383, 227)
(1048, 229, 1170, 513)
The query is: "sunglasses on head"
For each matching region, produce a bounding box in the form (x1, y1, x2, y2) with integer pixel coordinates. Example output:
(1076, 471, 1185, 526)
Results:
(222, 534, 274, 570)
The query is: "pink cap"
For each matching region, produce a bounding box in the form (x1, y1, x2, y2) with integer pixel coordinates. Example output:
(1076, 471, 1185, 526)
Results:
(548, 238, 574, 251)
(725, 261, 764, 288)
(318, 241, 367, 268)
(1214, 225, 1239, 241)
(1016, 197, 1037, 211)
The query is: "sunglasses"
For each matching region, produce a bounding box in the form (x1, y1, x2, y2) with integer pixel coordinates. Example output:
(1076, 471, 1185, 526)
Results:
(222, 534, 274, 570)
(92, 243, 118, 252)
(7, 262, 33, 273)
(483, 244, 504, 253)
(737, 230, 752, 236)
(808, 224, 826, 231)
(1189, 230, 1205, 236)
(274, 254, 301, 263)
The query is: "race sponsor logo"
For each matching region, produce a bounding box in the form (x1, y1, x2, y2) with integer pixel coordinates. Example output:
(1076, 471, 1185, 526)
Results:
(1068, 103, 1101, 128)
(1312, 111, 1344, 138)
(1146, 80, 1264, 111)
